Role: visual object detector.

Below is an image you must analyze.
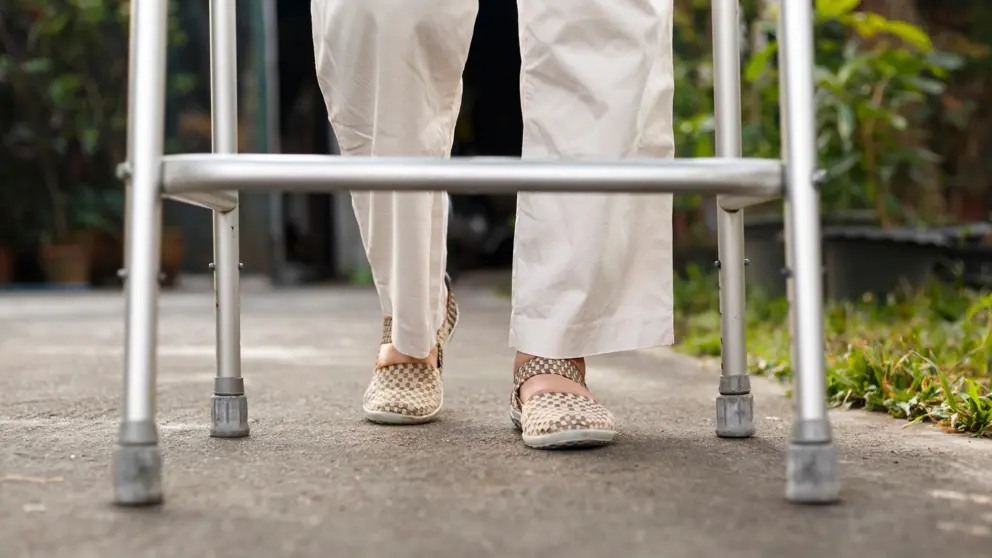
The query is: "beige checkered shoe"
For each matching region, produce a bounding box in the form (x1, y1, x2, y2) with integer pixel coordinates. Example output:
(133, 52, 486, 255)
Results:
(363, 277, 459, 425)
(509, 358, 616, 449)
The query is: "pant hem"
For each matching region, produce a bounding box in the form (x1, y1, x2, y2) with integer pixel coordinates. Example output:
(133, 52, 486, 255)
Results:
(509, 313, 675, 359)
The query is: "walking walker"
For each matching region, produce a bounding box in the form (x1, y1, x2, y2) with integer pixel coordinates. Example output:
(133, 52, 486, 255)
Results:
(113, 0, 839, 506)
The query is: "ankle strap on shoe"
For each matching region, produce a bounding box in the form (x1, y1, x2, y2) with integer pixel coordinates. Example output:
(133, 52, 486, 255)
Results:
(512, 357, 586, 409)
(513, 358, 586, 391)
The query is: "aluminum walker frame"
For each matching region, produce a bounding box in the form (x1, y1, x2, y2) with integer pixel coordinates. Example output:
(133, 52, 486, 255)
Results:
(113, 0, 839, 506)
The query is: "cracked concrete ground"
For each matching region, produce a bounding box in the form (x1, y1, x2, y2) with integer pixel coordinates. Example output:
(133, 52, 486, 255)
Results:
(2, 279, 992, 558)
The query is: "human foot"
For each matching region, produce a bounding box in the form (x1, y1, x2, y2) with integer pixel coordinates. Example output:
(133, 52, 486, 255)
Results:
(362, 278, 459, 425)
(510, 353, 616, 449)
(376, 342, 438, 369)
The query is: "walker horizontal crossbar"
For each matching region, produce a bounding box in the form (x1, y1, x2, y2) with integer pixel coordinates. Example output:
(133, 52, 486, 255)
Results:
(159, 154, 785, 196)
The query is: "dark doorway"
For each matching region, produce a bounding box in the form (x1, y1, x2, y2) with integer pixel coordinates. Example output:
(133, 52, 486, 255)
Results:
(449, 0, 522, 279)
(274, 0, 336, 283)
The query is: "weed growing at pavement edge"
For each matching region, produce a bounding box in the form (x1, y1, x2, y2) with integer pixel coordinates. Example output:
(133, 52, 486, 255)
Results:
(674, 265, 992, 437)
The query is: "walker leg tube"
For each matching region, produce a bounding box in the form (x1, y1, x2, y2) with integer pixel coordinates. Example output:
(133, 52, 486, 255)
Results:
(113, 0, 168, 507)
(208, 0, 248, 438)
(778, 0, 839, 504)
(712, 0, 754, 438)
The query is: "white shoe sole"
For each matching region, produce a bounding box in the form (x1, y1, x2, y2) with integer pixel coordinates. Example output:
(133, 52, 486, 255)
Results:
(364, 393, 443, 425)
(512, 408, 615, 449)
(522, 428, 616, 449)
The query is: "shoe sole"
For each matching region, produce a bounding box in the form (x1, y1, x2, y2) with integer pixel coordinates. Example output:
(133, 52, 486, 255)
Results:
(364, 392, 443, 425)
(523, 429, 616, 449)
(511, 409, 615, 449)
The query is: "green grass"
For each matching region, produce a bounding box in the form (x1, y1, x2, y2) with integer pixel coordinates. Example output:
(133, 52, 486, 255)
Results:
(674, 265, 992, 437)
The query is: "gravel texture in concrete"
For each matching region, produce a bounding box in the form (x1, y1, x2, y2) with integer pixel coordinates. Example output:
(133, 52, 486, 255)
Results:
(2, 283, 992, 557)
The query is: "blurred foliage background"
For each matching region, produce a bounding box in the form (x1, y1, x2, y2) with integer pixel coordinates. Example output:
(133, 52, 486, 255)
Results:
(0, 0, 194, 285)
(668, 0, 992, 437)
(2, 0, 992, 282)
(673, 0, 991, 226)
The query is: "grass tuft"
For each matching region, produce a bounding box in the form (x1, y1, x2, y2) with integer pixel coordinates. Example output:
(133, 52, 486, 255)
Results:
(674, 265, 992, 437)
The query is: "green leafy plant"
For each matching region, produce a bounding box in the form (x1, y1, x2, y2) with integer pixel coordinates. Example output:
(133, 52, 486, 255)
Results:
(743, 0, 968, 226)
(0, 0, 194, 247)
(675, 263, 992, 438)
(965, 291, 992, 377)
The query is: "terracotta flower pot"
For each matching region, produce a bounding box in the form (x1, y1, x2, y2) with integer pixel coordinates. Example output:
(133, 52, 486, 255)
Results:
(40, 242, 90, 287)
(160, 227, 185, 288)
(72, 230, 124, 286)
(0, 246, 14, 284)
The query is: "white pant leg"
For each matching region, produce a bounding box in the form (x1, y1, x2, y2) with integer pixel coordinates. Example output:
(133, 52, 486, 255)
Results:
(311, 0, 477, 358)
(510, 0, 675, 358)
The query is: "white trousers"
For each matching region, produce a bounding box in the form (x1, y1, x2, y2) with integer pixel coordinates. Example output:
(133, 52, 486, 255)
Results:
(312, 0, 675, 359)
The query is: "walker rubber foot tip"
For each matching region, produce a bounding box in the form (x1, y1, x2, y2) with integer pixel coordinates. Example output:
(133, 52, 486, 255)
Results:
(210, 394, 249, 438)
(716, 393, 755, 438)
(786, 442, 840, 504)
(113, 444, 163, 507)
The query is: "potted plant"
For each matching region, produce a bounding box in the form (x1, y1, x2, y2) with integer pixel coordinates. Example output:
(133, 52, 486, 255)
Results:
(742, 1, 973, 300)
(38, 175, 90, 288)
(669, 1, 893, 295)
(0, 1, 195, 288)
(671, 30, 721, 274)
(0, 168, 26, 285)
(0, 2, 124, 287)
(0, 224, 14, 285)
(159, 226, 185, 288)
(70, 185, 125, 286)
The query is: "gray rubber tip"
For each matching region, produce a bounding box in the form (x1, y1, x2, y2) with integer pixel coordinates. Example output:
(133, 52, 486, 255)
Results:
(786, 442, 840, 504)
(113, 444, 163, 506)
(715, 393, 756, 438)
(210, 394, 250, 438)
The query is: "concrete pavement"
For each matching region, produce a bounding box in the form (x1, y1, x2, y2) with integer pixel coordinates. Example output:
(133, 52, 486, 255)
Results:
(2, 279, 992, 557)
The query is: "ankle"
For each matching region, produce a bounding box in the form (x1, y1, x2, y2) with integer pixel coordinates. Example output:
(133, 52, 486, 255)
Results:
(378, 343, 438, 368)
